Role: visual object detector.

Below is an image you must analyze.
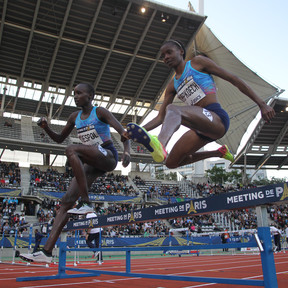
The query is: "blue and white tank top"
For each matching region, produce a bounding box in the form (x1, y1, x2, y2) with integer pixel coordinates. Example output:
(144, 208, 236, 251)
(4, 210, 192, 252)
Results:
(174, 61, 216, 106)
(75, 106, 111, 146)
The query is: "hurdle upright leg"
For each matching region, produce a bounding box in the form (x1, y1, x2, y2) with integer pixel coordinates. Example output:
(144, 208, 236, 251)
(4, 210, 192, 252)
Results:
(58, 232, 67, 277)
(256, 206, 278, 288)
(126, 250, 131, 273)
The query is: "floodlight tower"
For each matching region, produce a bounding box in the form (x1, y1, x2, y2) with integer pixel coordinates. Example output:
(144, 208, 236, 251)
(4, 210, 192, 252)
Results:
(199, 0, 204, 15)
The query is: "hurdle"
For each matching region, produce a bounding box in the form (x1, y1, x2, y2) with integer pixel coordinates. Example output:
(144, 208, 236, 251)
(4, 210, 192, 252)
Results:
(0, 222, 51, 267)
(17, 182, 288, 287)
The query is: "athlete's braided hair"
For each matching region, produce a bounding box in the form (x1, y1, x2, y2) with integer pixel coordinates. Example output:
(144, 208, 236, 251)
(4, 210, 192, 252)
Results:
(162, 39, 186, 59)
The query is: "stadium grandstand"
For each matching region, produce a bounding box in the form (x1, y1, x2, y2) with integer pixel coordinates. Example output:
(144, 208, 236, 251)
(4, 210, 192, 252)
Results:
(0, 1, 287, 279)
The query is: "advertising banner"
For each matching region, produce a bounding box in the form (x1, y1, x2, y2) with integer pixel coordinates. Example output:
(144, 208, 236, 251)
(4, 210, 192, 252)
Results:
(64, 183, 288, 231)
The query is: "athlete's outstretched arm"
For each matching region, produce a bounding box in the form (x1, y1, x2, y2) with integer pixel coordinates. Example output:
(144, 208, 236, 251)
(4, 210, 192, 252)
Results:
(37, 113, 77, 143)
(195, 55, 275, 123)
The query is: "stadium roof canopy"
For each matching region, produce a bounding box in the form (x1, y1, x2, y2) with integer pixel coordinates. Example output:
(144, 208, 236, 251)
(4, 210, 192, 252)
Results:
(0, 0, 286, 170)
(184, 19, 286, 172)
(231, 97, 288, 173)
(0, 0, 205, 125)
(163, 21, 284, 155)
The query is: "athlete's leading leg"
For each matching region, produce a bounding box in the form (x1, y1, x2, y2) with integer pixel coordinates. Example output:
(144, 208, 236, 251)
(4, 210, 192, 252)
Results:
(166, 130, 232, 169)
(65, 144, 116, 208)
(44, 145, 117, 253)
(19, 165, 103, 263)
(44, 165, 104, 254)
(158, 104, 226, 148)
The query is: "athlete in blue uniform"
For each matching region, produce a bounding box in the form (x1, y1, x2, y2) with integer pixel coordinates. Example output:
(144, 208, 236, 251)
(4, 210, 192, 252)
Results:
(20, 83, 130, 263)
(127, 39, 275, 168)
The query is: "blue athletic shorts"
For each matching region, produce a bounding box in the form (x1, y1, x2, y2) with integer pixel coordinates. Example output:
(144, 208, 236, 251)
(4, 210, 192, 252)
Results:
(102, 141, 118, 163)
(196, 103, 230, 142)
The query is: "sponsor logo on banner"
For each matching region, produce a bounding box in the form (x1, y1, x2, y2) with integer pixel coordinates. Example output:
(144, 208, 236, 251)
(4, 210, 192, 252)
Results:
(90, 195, 105, 201)
(72, 217, 98, 228)
(155, 205, 179, 216)
(187, 201, 197, 214)
(186, 200, 207, 214)
(129, 210, 136, 222)
(280, 183, 288, 200)
(226, 191, 264, 204)
(106, 211, 143, 224)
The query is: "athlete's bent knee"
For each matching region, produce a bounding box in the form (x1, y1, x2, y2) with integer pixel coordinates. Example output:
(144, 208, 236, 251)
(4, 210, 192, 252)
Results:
(166, 103, 179, 114)
(65, 145, 77, 158)
(165, 159, 179, 169)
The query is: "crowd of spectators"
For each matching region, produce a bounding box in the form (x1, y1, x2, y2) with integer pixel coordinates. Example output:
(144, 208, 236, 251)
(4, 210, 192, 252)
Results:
(188, 182, 257, 198)
(30, 167, 139, 197)
(103, 220, 170, 238)
(89, 173, 138, 196)
(146, 184, 181, 199)
(1, 161, 287, 240)
(268, 205, 288, 228)
(0, 196, 27, 237)
(133, 176, 181, 200)
(170, 214, 215, 233)
(0, 161, 21, 187)
(36, 198, 61, 224)
(169, 207, 259, 235)
(30, 165, 73, 191)
(133, 175, 145, 185)
(133, 177, 258, 201)
(227, 209, 258, 230)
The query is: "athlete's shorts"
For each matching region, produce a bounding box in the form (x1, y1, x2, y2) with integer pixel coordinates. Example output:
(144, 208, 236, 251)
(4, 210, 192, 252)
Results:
(196, 103, 230, 142)
(102, 141, 118, 162)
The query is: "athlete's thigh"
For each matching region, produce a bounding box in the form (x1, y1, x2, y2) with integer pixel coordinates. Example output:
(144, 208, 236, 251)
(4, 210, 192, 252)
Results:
(167, 130, 207, 165)
(72, 144, 117, 172)
(178, 105, 226, 139)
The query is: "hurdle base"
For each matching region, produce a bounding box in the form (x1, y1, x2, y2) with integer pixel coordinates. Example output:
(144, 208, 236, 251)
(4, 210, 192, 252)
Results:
(17, 272, 100, 282)
(17, 267, 264, 286)
(16, 243, 265, 285)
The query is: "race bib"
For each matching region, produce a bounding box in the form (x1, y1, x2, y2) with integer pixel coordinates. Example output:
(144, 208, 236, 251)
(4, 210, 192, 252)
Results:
(77, 124, 103, 146)
(176, 75, 206, 106)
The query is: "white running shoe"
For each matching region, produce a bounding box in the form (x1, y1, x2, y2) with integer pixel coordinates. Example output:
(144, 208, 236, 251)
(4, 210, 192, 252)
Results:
(20, 251, 52, 263)
(67, 202, 94, 215)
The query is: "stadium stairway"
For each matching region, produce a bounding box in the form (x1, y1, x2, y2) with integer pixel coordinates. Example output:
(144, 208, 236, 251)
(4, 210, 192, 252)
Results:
(21, 116, 34, 142)
(20, 167, 31, 196)
(24, 215, 41, 226)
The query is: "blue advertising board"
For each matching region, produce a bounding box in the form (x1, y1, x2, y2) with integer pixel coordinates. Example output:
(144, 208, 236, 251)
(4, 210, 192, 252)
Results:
(64, 183, 288, 231)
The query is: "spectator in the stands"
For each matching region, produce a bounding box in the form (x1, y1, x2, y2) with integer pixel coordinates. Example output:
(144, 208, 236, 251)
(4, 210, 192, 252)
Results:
(27, 200, 36, 216)
(270, 224, 282, 252)
(2, 221, 11, 236)
(4, 120, 12, 127)
(221, 229, 230, 252)
(33, 229, 45, 253)
(21, 227, 30, 238)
